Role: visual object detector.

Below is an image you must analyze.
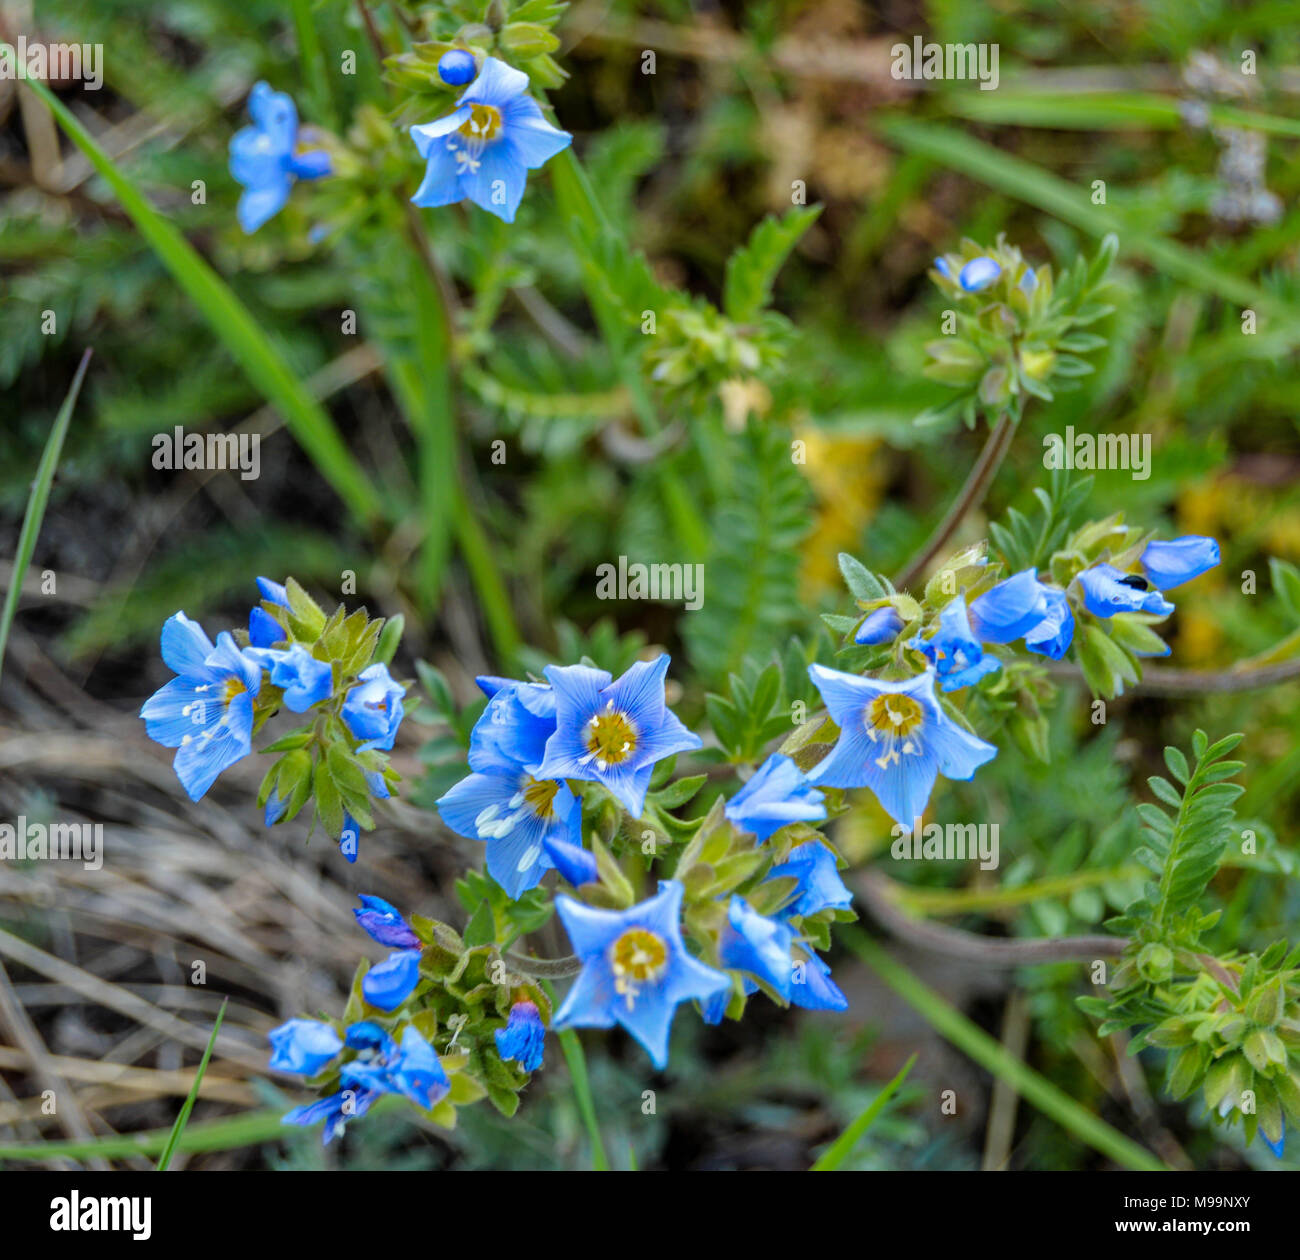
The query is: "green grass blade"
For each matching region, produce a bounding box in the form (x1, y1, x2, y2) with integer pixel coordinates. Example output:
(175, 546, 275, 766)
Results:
(28, 79, 381, 525)
(811, 1052, 916, 1171)
(290, 0, 332, 126)
(0, 348, 92, 688)
(842, 929, 1166, 1171)
(156, 997, 227, 1170)
(874, 115, 1290, 320)
(557, 1028, 610, 1171)
(0, 1109, 287, 1163)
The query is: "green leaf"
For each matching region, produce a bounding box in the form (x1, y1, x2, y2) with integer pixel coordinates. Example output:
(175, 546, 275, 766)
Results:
(811, 1053, 917, 1171)
(723, 205, 822, 323)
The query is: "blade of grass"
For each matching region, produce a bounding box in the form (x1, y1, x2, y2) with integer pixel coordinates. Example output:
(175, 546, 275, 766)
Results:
(0, 1108, 286, 1162)
(947, 90, 1300, 139)
(28, 79, 382, 526)
(290, 0, 333, 127)
(811, 1052, 916, 1171)
(156, 997, 227, 1171)
(0, 347, 91, 688)
(557, 1028, 610, 1171)
(842, 928, 1166, 1171)
(874, 115, 1292, 321)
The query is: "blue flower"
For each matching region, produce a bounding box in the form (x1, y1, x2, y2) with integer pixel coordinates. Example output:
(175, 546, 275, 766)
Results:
(410, 56, 572, 224)
(806, 664, 997, 827)
(1140, 535, 1220, 591)
(339, 811, 361, 864)
(437, 680, 582, 899)
(342, 663, 405, 752)
(725, 753, 826, 842)
(933, 256, 953, 280)
(534, 656, 702, 818)
(542, 833, 599, 887)
(495, 1000, 545, 1072)
(1020, 267, 1037, 294)
(717, 897, 795, 1000)
(968, 569, 1075, 660)
(268, 1018, 343, 1075)
(1077, 564, 1174, 618)
(257, 576, 290, 607)
(248, 606, 284, 649)
(265, 788, 290, 827)
(855, 605, 904, 646)
(959, 257, 1001, 291)
(343, 1025, 450, 1111)
(553, 880, 729, 1069)
(910, 598, 1001, 692)
(1262, 1119, 1286, 1159)
(283, 1086, 378, 1145)
(362, 949, 422, 1011)
(438, 49, 478, 85)
(248, 643, 332, 712)
(141, 613, 262, 801)
(790, 946, 849, 1011)
(354, 895, 421, 948)
(766, 840, 853, 918)
(229, 82, 331, 233)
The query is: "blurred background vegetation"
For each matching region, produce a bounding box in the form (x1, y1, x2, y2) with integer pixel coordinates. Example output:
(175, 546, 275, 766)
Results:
(2, 0, 1299, 1169)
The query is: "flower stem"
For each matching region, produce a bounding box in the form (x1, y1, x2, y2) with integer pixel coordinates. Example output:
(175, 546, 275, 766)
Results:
(893, 410, 1017, 591)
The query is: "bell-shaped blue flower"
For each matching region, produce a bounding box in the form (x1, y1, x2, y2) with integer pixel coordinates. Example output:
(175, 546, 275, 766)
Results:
(354, 895, 421, 948)
(248, 605, 284, 649)
(1077, 564, 1174, 618)
(855, 606, 905, 646)
(1140, 536, 1220, 591)
(361, 948, 422, 1012)
(533, 656, 702, 818)
(553, 880, 729, 1069)
(767, 840, 854, 918)
(542, 833, 599, 887)
(141, 613, 262, 801)
(248, 643, 332, 712)
(283, 1085, 377, 1144)
(968, 569, 1075, 661)
(718, 897, 795, 1000)
(806, 665, 997, 827)
(495, 1000, 545, 1072)
(790, 947, 849, 1011)
(229, 82, 331, 233)
(437, 679, 581, 898)
(343, 1025, 449, 1111)
(725, 753, 826, 843)
(410, 56, 572, 224)
(256, 576, 290, 607)
(1022, 586, 1074, 659)
(959, 256, 1001, 291)
(342, 663, 405, 752)
(268, 1018, 343, 1075)
(910, 598, 1001, 692)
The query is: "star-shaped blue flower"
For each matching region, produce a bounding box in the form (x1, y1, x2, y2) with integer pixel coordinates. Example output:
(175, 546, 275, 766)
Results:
(533, 656, 702, 818)
(806, 664, 997, 827)
(553, 880, 729, 1069)
(910, 598, 1001, 692)
(140, 613, 262, 801)
(724, 753, 826, 843)
(410, 56, 571, 224)
(229, 82, 331, 233)
(767, 840, 854, 919)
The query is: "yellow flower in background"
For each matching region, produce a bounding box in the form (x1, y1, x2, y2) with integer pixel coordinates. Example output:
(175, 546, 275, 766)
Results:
(796, 425, 885, 597)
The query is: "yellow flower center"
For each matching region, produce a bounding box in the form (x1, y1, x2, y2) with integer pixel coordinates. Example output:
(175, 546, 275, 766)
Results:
(522, 776, 560, 821)
(584, 704, 638, 770)
(459, 103, 502, 145)
(610, 928, 668, 1006)
(864, 693, 925, 770)
(222, 677, 247, 705)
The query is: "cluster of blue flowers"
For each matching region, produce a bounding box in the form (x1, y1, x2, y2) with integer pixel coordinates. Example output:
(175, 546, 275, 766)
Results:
(229, 52, 571, 233)
(140, 578, 404, 864)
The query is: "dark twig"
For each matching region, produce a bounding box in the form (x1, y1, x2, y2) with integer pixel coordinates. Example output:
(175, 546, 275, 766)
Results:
(857, 870, 1126, 966)
(1046, 656, 1300, 694)
(504, 950, 582, 979)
